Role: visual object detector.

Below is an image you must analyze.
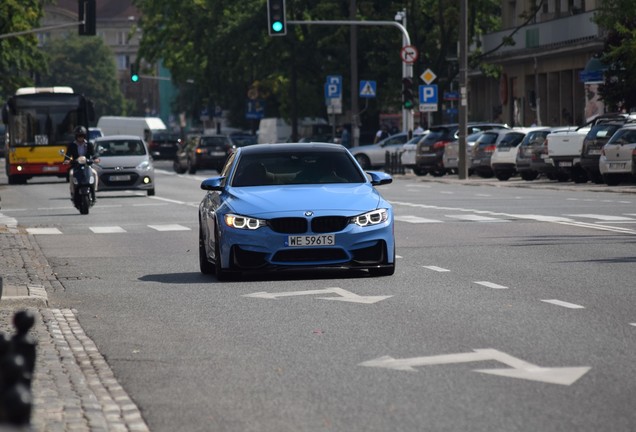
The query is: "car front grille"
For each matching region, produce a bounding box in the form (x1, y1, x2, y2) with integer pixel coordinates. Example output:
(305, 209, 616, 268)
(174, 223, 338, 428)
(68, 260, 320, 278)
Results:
(311, 216, 348, 233)
(268, 216, 349, 234)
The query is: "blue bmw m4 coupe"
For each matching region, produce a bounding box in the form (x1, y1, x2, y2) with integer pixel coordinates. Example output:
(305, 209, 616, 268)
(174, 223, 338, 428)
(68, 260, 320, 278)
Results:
(198, 143, 395, 280)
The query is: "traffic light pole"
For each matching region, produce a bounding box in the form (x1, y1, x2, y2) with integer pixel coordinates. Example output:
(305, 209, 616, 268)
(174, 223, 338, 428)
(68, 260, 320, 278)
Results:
(287, 20, 412, 136)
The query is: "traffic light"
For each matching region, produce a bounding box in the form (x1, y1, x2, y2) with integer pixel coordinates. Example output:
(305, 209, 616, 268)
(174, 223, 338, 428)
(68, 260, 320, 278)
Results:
(402, 77, 414, 109)
(130, 63, 140, 83)
(267, 0, 287, 36)
(78, 0, 96, 36)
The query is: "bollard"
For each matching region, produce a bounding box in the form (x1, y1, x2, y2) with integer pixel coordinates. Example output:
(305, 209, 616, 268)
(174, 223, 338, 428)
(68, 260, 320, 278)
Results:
(0, 310, 37, 426)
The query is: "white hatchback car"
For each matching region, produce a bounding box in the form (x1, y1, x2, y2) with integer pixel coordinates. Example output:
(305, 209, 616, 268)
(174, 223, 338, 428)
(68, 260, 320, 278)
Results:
(490, 127, 545, 181)
(400, 132, 427, 172)
(598, 124, 636, 185)
(94, 135, 156, 196)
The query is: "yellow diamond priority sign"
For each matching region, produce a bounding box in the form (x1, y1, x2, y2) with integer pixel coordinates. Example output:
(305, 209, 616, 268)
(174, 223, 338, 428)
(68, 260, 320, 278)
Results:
(420, 69, 436, 85)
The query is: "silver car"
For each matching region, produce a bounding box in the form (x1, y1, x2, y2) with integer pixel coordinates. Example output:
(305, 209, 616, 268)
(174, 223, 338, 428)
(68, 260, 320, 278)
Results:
(94, 135, 156, 196)
(598, 124, 636, 185)
(349, 132, 409, 169)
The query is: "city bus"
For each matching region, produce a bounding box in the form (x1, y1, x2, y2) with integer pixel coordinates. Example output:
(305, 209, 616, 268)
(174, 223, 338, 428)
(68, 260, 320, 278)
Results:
(2, 87, 95, 184)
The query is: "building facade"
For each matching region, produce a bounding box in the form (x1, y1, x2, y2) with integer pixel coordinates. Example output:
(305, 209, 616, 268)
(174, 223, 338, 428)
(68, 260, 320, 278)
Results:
(469, 0, 605, 127)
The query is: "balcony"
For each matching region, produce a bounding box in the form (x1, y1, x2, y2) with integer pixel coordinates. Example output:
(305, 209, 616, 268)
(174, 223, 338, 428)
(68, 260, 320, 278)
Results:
(477, 11, 603, 61)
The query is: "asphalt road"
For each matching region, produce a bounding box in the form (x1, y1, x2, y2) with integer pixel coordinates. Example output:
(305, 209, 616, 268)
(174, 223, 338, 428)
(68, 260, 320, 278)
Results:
(1, 162, 636, 432)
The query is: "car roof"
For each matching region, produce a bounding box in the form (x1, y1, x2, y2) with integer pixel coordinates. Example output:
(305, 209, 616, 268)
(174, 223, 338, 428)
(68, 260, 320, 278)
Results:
(95, 135, 144, 141)
(237, 142, 348, 155)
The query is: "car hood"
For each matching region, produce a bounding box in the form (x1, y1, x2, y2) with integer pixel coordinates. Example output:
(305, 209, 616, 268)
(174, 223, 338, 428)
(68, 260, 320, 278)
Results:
(225, 184, 385, 217)
(96, 156, 150, 168)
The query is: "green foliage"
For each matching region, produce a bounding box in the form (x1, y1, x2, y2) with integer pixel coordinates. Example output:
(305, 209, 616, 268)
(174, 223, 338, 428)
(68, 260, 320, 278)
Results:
(39, 34, 129, 122)
(0, 0, 48, 98)
(132, 0, 502, 129)
(594, 0, 636, 111)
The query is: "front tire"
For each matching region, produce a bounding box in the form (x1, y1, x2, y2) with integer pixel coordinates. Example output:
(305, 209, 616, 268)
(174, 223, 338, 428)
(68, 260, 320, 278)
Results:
(495, 172, 512, 181)
(79, 194, 90, 215)
(147, 188, 155, 196)
(199, 227, 215, 274)
(187, 158, 197, 174)
(214, 229, 229, 281)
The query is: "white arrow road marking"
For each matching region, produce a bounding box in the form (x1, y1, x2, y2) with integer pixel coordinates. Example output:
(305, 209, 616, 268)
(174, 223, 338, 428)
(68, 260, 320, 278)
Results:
(423, 266, 450, 272)
(243, 287, 392, 304)
(26, 227, 62, 235)
(359, 348, 590, 385)
(90, 226, 127, 234)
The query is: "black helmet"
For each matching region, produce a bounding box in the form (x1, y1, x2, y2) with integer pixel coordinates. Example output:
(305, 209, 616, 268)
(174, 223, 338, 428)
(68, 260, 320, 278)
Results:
(74, 126, 87, 136)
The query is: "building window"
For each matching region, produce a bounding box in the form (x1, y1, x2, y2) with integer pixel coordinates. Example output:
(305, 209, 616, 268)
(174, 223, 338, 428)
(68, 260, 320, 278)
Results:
(117, 31, 127, 45)
(116, 55, 127, 70)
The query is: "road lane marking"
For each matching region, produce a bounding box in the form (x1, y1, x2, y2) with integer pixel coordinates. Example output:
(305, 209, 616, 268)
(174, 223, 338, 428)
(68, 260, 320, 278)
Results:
(360, 348, 590, 385)
(565, 214, 636, 221)
(474, 281, 508, 289)
(541, 299, 585, 309)
(90, 226, 126, 234)
(423, 266, 450, 272)
(394, 215, 442, 223)
(446, 215, 509, 222)
(26, 228, 62, 235)
(148, 224, 191, 231)
(243, 287, 392, 304)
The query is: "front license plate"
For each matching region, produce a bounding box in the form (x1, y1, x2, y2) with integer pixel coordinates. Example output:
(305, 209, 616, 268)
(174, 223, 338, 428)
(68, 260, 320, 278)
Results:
(558, 161, 572, 167)
(419, 146, 430, 152)
(42, 166, 60, 172)
(287, 234, 335, 247)
(110, 174, 131, 181)
(608, 162, 626, 170)
(210, 151, 226, 157)
(588, 149, 602, 155)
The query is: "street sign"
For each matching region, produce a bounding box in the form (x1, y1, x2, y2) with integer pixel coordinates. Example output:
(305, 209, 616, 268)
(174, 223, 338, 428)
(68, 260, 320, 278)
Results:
(360, 348, 591, 385)
(243, 287, 392, 304)
(420, 68, 437, 85)
(444, 91, 460, 101)
(246, 99, 265, 120)
(400, 45, 418, 64)
(419, 84, 438, 112)
(359, 80, 377, 98)
(324, 75, 342, 99)
(326, 98, 342, 114)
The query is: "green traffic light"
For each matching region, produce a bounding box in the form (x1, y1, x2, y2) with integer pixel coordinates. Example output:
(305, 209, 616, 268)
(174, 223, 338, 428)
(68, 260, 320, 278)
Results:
(404, 100, 414, 109)
(272, 21, 283, 32)
(131, 75, 139, 83)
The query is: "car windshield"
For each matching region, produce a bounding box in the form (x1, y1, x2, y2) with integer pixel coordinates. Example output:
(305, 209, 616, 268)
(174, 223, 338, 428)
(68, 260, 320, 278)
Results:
(96, 140, 146, 156)
(523, 130, 550, 146)
(475, 132, 498, 145)
(232, 151, 366, 186)
(497, 132, 525, 148)
(586, 124, 621, 140)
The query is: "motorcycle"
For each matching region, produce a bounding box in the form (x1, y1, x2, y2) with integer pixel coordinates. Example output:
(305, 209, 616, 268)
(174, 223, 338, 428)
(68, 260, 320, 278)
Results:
(61, 151, 97, 215)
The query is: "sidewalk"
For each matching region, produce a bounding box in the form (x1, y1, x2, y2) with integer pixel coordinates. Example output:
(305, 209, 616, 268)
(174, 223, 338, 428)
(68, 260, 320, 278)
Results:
(0, 224, 150, 432)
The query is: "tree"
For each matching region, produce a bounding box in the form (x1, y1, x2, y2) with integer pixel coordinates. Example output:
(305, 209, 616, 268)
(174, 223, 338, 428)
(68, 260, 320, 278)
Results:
(131, 0, 502, 130)
(39, 34, 131, 121)
(594, 0, 636, 111)
(0, 0, 48, 98)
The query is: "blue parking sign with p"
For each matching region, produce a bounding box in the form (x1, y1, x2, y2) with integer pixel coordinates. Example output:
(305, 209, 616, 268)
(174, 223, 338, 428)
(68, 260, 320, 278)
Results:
(419, 85, 438, 104)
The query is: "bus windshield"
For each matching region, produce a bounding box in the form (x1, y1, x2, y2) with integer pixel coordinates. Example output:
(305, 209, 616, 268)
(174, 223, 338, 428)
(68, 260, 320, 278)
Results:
(9, 93, 86, 147)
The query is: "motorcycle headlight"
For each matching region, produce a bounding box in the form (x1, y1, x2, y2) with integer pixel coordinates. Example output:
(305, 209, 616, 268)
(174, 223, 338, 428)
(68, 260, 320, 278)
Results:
(137, 160, 152, 170)
(224, 213, 266, 230)
(350, 209, 388, 227)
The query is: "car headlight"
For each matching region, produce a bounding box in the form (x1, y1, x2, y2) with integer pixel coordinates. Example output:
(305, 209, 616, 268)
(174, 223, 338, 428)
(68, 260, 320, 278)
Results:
(224, 213, 266, 230)
(350, 209, 388, 227)
(136, 160, 152, 170)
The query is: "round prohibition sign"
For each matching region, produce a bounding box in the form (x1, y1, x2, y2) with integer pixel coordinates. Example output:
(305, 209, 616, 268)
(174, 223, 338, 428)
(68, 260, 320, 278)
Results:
(400, 45, 418, 64)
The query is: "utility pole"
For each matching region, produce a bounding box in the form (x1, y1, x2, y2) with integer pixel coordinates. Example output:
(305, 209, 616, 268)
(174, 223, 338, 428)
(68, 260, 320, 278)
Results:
(349, 0, 360, 147)
(457, 0, 468, 179)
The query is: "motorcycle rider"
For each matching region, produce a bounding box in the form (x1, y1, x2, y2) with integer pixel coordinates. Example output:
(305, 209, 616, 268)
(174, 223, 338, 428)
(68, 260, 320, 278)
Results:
(63, 126, 100, 204)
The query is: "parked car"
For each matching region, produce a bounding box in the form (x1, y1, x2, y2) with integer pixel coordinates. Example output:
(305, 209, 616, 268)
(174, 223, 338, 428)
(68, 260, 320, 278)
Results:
(490, 127, 545, 181)
(173, 134, 239, 174)
(580, 121, 631, 184)
(516, 127, 560, 181)
(443, 131, 487, 175)
(471, 129, 525, 178)
(415, 123, 509, 177)
(400, 132, 428, 172)
(148, 131, 181, 160)
(93, 135, 155, 196)
(349, 132, 409, 170)
(198, 142, 395, 280)
(598, 124, 636, 185)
